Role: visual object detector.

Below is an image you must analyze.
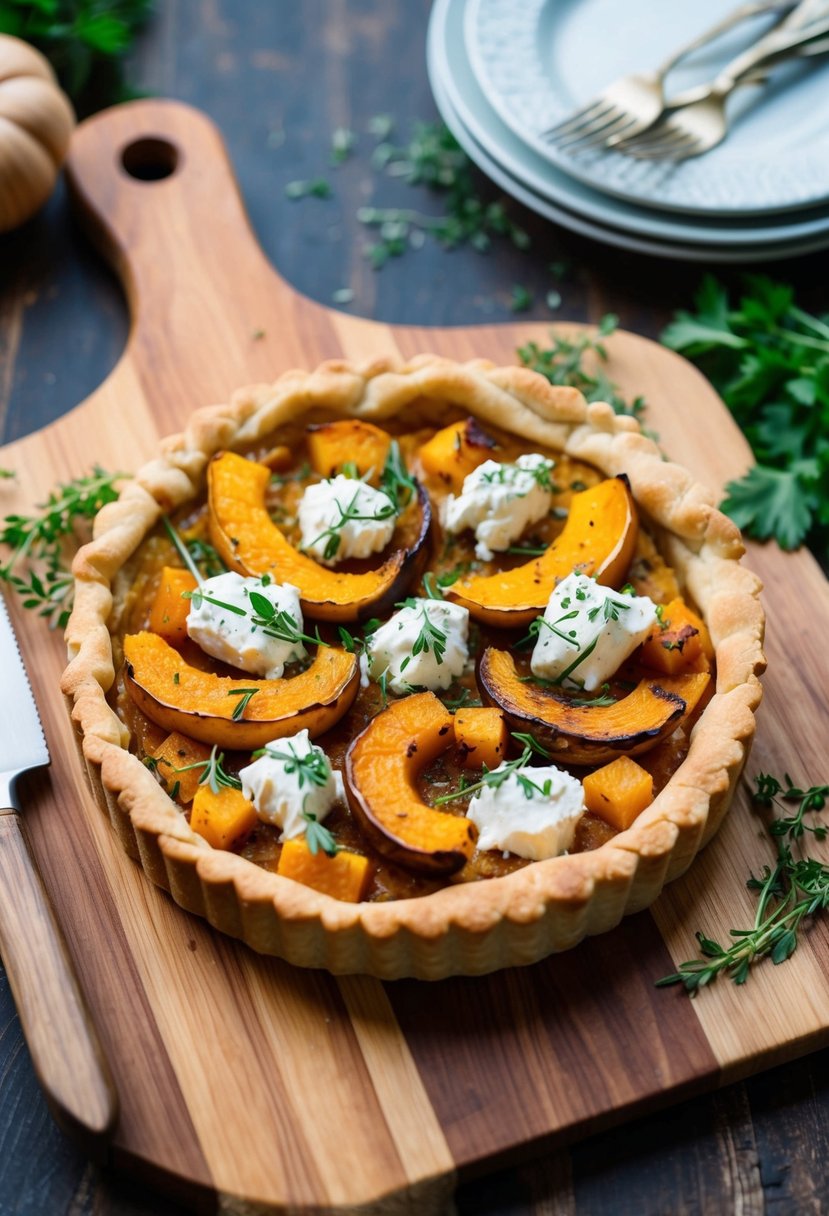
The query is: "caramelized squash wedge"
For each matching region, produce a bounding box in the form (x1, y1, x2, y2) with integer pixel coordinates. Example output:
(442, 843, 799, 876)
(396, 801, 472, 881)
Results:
(306, 419, 391, 482)
(448, 475, 637, 628)
(344, 692, 477, 875)
(208, 450, 431, 622)
(478, 647, 710, 765)
(124, 631, 359, 750)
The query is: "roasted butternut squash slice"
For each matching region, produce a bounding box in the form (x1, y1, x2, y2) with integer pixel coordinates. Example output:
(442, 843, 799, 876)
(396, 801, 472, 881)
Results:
(306, 419, 391, 482)
(208, 450, 431, 622)
(448, 475, 637, 628)
(344, 691, 477, 875)
(124, 631, 359, 750)
(478, 647, 710, 765)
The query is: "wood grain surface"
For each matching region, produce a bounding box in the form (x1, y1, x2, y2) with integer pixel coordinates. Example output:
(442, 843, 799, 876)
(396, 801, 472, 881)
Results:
(0, 93, 827, 1215)
(0, 810, 117, 1158)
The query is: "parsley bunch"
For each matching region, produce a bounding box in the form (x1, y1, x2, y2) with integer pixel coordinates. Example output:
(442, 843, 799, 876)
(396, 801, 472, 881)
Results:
(0, 0, 153, 111)
(662, 275, 829, 554)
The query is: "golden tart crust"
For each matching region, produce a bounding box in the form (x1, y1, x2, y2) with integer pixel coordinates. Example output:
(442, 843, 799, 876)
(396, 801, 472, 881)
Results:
(61, 355, 765, 979)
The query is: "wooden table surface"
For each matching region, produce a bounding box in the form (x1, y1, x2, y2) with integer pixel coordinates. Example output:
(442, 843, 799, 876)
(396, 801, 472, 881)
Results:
(1, 3, 827, 1213)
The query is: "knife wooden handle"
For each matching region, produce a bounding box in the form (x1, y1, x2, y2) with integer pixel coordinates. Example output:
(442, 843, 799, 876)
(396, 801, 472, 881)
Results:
(0, 808, 118, 1158)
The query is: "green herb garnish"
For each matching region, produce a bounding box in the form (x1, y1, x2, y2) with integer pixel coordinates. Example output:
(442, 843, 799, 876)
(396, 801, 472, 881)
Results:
(435, 732, 549, 805)
(171, 746, 242, 795)
(302, 812, 339, 857)
(657, 772, 829, 993)
(0, 466, 126, 628)
(228, 688, 259, 721)
(518, 315, 644, 419)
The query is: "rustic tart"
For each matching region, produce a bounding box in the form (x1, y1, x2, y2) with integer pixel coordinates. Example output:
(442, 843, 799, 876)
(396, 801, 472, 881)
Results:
(61, 355, 765, 979)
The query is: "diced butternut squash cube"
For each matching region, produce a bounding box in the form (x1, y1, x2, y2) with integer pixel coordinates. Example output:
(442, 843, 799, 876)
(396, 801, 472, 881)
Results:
(150, 731, 212, 804)
(148, 566, 198, 645)
(419, 417, 498, 492)
(454, 707, 508, 769)
(640, 597, 714, 675)
(582, 756, 654, 831)
(306, 419, 391, 482)
(277, 837, 371, 902)
(190, 784, 258, 851)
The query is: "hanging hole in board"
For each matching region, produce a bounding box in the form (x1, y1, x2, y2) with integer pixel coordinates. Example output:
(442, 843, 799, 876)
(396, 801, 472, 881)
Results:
(121, 138, 179, 182)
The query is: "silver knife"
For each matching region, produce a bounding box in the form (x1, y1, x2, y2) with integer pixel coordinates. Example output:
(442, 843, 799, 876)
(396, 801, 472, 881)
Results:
(0, 593, 118, 1157)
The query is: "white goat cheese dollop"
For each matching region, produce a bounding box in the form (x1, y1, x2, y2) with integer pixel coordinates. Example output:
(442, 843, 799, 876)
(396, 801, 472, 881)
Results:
(530, 572, 657, 691)
(239, 729, 345, 839)
(441, 454, 555, 560)
(467, 763, 585, 860)
(186, 571, 305, 678)
(367, 597, 469, 694)
(297, 475, 396, 566)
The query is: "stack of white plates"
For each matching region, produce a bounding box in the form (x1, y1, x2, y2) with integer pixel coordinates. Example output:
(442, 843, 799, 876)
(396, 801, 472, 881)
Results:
(427, 0, 829, 262)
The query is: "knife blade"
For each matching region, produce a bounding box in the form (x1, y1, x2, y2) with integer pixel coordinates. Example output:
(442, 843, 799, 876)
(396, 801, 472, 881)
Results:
(0, 594, 118, 1157)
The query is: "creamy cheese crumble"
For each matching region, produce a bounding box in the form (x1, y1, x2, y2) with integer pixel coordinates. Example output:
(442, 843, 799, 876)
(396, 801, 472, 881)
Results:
(530, 572, 657, 691)
(466, 763, 585, 860)
(239, 729, 345, 839)
(297, 475, 396, 566)
(367, 597, 469, 694)
(441, 453, 555, 560)
(186, 571, 305, 678)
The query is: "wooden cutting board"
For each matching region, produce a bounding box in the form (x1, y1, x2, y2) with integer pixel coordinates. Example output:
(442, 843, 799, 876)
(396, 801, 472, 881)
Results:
(2, 100, 828, 1216)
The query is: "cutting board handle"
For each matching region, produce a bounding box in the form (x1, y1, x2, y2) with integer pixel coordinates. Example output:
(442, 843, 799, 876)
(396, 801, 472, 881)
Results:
(65, 100, 314, 414)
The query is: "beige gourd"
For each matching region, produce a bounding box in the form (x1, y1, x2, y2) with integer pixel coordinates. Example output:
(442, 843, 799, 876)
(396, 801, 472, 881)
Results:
(0, 35, 75, 233)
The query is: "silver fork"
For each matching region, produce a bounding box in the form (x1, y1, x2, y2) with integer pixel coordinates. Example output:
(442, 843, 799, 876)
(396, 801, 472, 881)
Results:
(615, 14, 829, 160)
(541, 0, 795, 150)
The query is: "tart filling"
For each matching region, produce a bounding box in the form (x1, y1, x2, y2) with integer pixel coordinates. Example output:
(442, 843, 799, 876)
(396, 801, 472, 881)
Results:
(110, 416, 716, 903)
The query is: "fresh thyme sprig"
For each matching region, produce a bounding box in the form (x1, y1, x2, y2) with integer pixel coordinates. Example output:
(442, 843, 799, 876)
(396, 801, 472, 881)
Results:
(303, 485, 397, 563)
(184, 585, 327, 649)
(434, 732, 549, 805)
(168, 746, 242, 795)
(162, 515, 204, 584)
(380, 440, 417, 507)
(301, 812, 339, 857)
(228, 688, 259, 721)
(0, 466, 126, 628)
(517, 316, 645, 419)
(396, 602, 448, 672)
(657, 773, 829, 993)
(185, 537, 227, 580)
(753, 773, 829, 842)
(253, 741, 331, 791)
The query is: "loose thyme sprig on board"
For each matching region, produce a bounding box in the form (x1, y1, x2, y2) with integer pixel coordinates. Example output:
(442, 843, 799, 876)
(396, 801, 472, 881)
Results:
(0, 467, 126, 628)
(657, 774, 829, 994)
(517, 315, 645, 420)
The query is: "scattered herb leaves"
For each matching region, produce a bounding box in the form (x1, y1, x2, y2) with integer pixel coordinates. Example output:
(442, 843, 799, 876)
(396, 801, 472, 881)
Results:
(518, 315, 645, 419)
